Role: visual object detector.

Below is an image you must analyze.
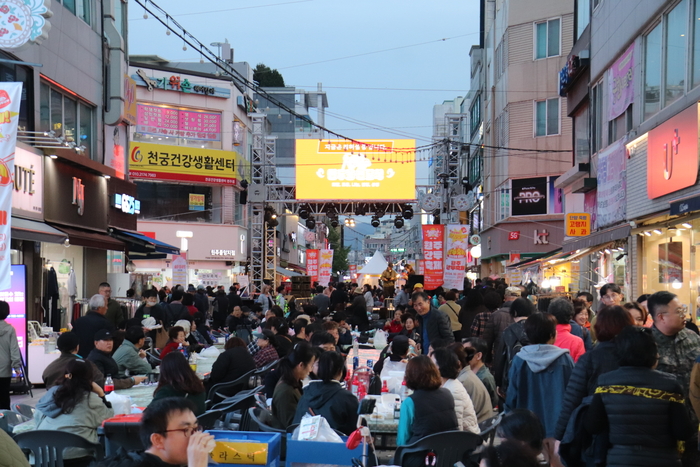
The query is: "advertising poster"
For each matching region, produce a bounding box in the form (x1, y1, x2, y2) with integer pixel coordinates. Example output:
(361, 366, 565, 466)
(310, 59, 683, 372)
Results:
(189, 194, 205, 211)
(444, 224, 469, 290)
(136, 104, 221, 141)
(349, 264, 357, 280)
(295, 139, 416, 200)
(597, 140, 626, 228)
(0, 83, 21, 291)
(511, 177, 548, 216)
(608, 43, 634, 121)
(2, 265, 26, 362)
(422, 225, 445, 290)
(318, 249, 334, 287)
(171, 254, 188, 287)
(306, 249, 319, 283)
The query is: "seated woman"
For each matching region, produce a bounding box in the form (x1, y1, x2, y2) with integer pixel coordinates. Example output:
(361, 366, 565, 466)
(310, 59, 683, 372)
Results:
(159, 326, 187, 358)
(399, 313, 421, 349)
(431, 347, 480, 434)
(293, 351, 359, 435)
(585, 326, 692, 467)
(150, 352, 206, 416)
(384, 308, 404, 335)
(35, 359, 113, 467)
(271, 341, 317, 429)
(206, 337, 256, 390)
(174, 318, 203, 353)
(397, 355, 459, 446)
(248, 329, 280, 368)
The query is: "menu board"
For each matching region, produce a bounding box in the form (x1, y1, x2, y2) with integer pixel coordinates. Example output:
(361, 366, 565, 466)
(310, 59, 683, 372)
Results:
(136, 104, 221, 141)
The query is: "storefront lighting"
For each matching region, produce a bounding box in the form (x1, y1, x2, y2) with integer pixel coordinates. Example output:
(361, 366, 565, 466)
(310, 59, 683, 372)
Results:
(49, 154, 58, 159)
(653, 229, 663, 235)
(103, 175, 110, 180)
(471, 244, 482, 259)
(672, 279, 683, 290)
(541, 278, 551, 289)
(682, 223, 693, 229)
(550, 276, 561, 286)
(643, 231, 652, 236)
(605, 249, 611, 255)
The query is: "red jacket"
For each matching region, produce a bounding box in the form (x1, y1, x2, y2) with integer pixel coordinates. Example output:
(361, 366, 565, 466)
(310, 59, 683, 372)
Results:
(160, 341, 180, 359)
(384, 320, 403, 334)
(554, 324, 585, 363)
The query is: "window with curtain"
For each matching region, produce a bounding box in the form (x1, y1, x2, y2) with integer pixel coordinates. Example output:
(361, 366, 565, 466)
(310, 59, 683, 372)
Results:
(40, 82, 95, 158)
(535, 98, 560, 136)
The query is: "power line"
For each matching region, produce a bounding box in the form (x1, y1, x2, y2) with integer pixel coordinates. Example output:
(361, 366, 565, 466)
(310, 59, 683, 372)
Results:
(129, 0, 313, 20)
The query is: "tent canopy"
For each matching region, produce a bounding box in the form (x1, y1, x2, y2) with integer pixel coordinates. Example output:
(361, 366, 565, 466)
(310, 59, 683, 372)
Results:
(358, 250, 388, 275)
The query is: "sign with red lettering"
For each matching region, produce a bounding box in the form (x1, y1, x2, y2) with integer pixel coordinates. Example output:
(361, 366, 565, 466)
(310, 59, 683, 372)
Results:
(422, 225, 445, 290)
(566, 213, 591, 237)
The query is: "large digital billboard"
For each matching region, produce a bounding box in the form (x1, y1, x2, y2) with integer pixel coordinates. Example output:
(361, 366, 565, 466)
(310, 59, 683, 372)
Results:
(295, 139, 416, 200)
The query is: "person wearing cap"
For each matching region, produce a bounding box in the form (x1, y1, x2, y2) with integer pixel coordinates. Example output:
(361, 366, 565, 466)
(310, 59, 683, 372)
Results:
(87, 329, 145, 389)
(482, 286, 521, 363)
(412, 283, 425, 294)
(381, 262, 399, 298)
(42, 332, 105, 389)
(113, 326, 152, 378)
(71, 294, 115, 359)
(247, 329, 279, 368)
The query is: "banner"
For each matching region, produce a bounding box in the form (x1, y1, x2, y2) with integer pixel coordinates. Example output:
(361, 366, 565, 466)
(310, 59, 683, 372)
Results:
(349, 264, 357, 279)
(318, 249, 334, 287)
(0, 83, 21, 291)
(422, 225, 445, 290)
(171, 254, 188, 288)
(597, 140, 626, 228)
(608, 43, 634, 121)
(306, 249, 319, 283)
(443, 224, 469, 290)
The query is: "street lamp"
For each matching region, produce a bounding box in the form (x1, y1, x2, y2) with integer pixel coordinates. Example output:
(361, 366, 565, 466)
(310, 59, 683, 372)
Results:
(176, 230, 193, 252)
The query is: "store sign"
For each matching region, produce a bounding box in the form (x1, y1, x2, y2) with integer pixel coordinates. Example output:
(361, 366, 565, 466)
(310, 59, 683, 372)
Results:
(189, 194, 205, 211)
(508, 231, 520, 241)
(137, 104, 221, 142)
(209, 249, 235, 257)
(647, 104, 699, 199)
(12, 146, 42, 220)
(133, 69, 231, 98)
(422, 225, 444, 289)
(0, 0, 51, 49)
(306, 249, 319, 283)
(349, 264, 357, 279)
(123, 75, 137, 125)
(511, 177, 548, 216)
(233, 119, 244, 146)
(608, 43, 634, 121)
(597, 140, 626, 227)
(295, 139, 416, 201)
(3, 265, 26, 362)
(509, 253, 521, 264)
(534, 229, 550, 245)
(129, 142, 241, 186)
(566, 213, 591, 237)
(444, 224, 469, 290)
(114, 193, 140, 215)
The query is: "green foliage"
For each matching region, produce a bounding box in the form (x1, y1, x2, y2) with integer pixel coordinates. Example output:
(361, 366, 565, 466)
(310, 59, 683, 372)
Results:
(326, 222, 351, 275)
(253, 63, 285, 87)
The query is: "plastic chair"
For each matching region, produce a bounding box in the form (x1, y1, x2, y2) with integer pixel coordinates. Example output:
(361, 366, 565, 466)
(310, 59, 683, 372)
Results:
(0, 410, 30, 428)
(247, 407, 284, 433)
(197, 410, 223, 430)
(478, 413, 503, 447)
(14, 430, 104, 467)
(206, 369, 256, 408)
(11, 403, 35, 419)
(393, 431, 483, 467)
(146, 351, 161, 367)
(0, 412, 10, 435)
(251, 359, 280, 387)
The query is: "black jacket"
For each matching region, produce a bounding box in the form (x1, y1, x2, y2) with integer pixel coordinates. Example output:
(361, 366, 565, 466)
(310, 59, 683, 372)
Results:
(415, 307, 454, 351)
(407, 388, 458, 444)
(482, 305, 514, 363)
(87, 348, 120, 380)
(71, 311, 115, 358)
(207, 346, 256, 389)
(293, 381, 359, 435)
(554, 340, 620, 440)
(194, 291, 209, 315)
(92, 450, 180, 467)
(585, 367, 692, 467)
(275, 334, 293, 358)
(493, 320, 529, 390)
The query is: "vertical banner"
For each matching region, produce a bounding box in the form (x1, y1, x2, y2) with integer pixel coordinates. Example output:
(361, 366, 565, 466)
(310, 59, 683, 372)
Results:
(444, 224, 469, 290)
(349, 264, 357, 280)
(422, 225, 445, 290)
(306, 249, 319, 283)
(596, 140, 626, 228)
(318, 249, 334, 287)
(171, 254, 188, 287)
(608, 43, 634, 121)
(0, 83, 22, 291)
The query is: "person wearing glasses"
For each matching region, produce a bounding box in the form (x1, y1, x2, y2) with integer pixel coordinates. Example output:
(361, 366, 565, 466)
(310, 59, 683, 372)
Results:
(94, 397, 215, 467)
(599, 283, 623, 308)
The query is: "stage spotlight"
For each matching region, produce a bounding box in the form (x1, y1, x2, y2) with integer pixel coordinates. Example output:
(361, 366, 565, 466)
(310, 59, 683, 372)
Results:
(394, 216, 404, 229)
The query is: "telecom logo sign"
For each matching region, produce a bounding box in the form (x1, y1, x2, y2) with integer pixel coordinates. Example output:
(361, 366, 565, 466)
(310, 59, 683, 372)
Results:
(295, 139, 416, 201)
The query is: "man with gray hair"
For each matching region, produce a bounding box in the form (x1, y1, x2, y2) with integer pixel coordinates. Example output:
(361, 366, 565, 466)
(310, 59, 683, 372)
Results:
(482, 286, 522, 363)
(71, 294, 115, 358)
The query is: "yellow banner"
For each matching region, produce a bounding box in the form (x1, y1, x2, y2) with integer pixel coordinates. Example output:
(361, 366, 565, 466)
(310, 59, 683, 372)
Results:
(129, 142, 245, 186)
(210, 441, 269, 465)
(295, 139, 416, 200)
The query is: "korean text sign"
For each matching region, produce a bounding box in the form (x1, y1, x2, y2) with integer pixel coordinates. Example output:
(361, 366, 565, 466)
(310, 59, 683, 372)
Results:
(596, 139, 627, 227)
(422, 225, 445, 290)
(295, 139, 416, 200)
(306, 250, 319, 283)
(129, 142, 243, 186)
(565, 213, 591, 237)
(443, 224, 469, 290)
(137, 104, 221, 142)
(318, 249, 334, 287)
(608, 43, 634, 121)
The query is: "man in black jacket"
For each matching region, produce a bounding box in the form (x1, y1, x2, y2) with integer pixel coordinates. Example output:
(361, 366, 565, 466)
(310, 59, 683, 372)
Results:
(413, 291, 454, 353)
(493, 297, 533, 401)
(87, 329, 144, 389)
(194, 285, 209, 315)
(71, 294, 114, 358)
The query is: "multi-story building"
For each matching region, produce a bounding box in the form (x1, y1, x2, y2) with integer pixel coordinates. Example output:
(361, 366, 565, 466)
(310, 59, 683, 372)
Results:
(477, 0, 575, 280)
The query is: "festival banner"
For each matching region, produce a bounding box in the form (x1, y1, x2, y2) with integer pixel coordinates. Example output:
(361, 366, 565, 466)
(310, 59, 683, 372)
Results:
(0, 83, 22, 291)
(306, 249, 319, 283)
(349, 264, 357, 280)
(422, 225, 445, 290)
(608, 43, 634, 121)
(596, 139, 626, 228)
(444, 224, 469, 291)
(171, 254, 188, 288)
(318, 249, 334, 287)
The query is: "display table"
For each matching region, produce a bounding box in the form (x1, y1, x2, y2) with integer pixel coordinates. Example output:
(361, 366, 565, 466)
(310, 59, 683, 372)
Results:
(27, 344, 60, 385)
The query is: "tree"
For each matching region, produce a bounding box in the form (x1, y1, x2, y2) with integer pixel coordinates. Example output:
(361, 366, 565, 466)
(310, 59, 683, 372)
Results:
(253, 63, 285, 87)
(326, 222, 351, 276)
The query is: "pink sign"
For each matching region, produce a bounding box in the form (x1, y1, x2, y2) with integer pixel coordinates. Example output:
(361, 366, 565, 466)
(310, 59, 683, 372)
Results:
(422, 225, 445, 290)
(608, 43, 634, 120)
(136, 104, 221, 141)
(306, 250, 319, 283)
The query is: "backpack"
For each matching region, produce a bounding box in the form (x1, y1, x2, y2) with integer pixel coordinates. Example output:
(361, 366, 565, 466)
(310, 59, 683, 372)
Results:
(498, 322, 529, 397)
(165, 303, 190, 326)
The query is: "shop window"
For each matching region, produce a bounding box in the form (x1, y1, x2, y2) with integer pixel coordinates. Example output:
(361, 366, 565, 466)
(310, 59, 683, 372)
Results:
(0, 55, 34, 132)
(39, 82, 95, 159)
(469, 148, 482, 185)
(535, 98, 559, 136)
(132, 103, 223, 150)
(498, 183, 510, 221)
(644, 23, 662, 120)
(535, 18, 560, 59)
(607, 106, 633, 145)
(576, 0, 590, 40)
(664, 0, 688, 106)
(573, 104, 589, 163)
(136, 182, 222, 224)
(469, 95, 481, 138)
(693, 0, 700, 88)
(56, 0, 90, 25)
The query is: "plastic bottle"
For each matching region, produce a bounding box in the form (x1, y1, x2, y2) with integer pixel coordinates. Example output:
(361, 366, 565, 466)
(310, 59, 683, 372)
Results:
(399, 380, 408, 401)
(393, 401, 401, 420)
(189, 352, 197, 372)
(381, 380, 389, 393)
(352, 335, 359, 359)
(357, 382, 367, 400)
(105, 375, 114, 394)
(350, 374, 360, 398)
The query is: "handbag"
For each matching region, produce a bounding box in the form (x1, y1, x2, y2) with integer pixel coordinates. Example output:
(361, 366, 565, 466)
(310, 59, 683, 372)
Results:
(154, 327, 169, 349)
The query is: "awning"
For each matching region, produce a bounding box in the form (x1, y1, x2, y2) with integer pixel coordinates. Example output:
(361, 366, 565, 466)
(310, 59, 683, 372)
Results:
(50, 225, 126, 251)
(670, 194, 700, 215)
(561, 224, 631, 253)
(108, 228, 180, 255)
(11, 218, 68, 244)
(508, 249, 562, 269)
(276, 265, 302, 277)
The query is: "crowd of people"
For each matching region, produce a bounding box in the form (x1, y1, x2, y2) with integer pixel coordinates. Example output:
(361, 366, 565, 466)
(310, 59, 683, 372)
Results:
(2, 275, 700, 467)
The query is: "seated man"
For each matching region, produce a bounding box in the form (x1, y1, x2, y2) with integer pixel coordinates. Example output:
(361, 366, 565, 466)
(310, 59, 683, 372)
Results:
(87, 329, 146, 389)
(42, 332, 104, 389)
(93, 397, 215, 467)
(225, 306, 246, 333)
(113, 326, 152, 377)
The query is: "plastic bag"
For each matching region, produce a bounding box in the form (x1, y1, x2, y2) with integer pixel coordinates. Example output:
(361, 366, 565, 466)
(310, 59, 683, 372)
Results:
(106, 392, 132, 415)
(291, 414, 344, 443)
(200, 346, 220, 358)
(373, 330, 388, 350)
